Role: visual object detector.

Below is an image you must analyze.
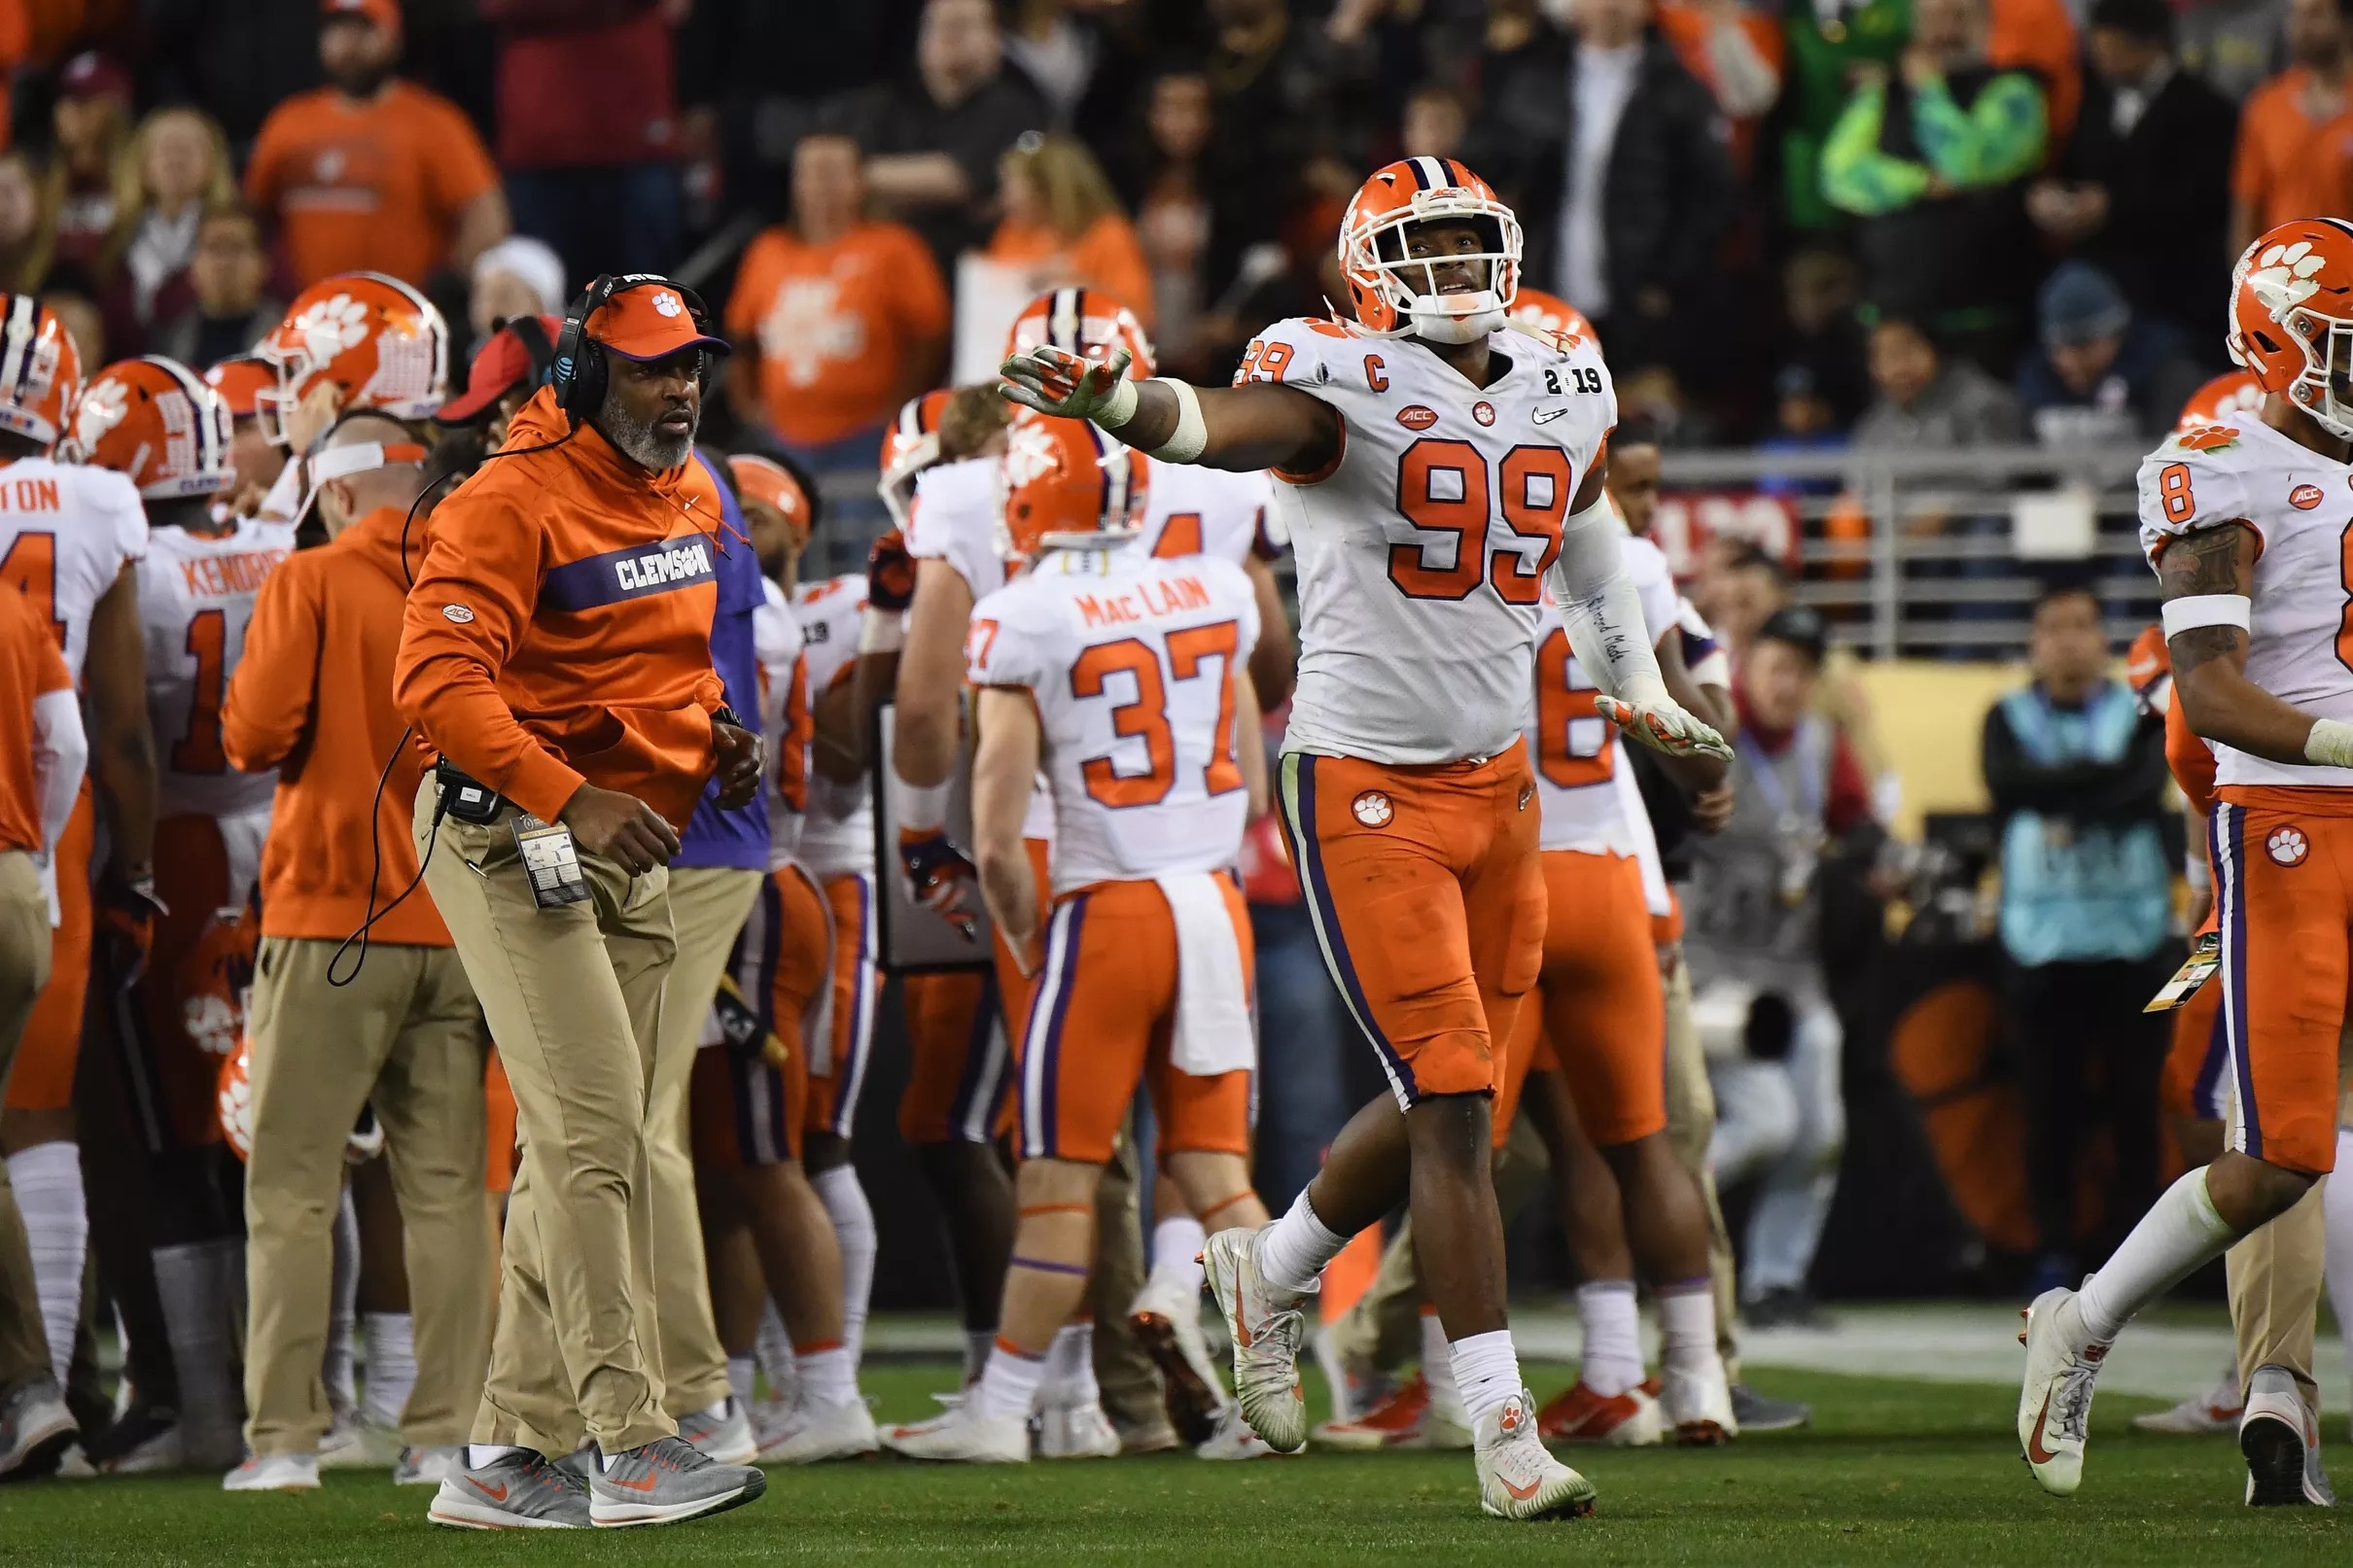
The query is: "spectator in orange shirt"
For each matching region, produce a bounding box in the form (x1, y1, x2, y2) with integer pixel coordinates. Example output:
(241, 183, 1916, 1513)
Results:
(726, 131, 947, 541)
(987, 132, 1155, 331)
(2230, 0, 2353, 256)
(243, 0, 510, 290)
(1655, 0, 1786, 171)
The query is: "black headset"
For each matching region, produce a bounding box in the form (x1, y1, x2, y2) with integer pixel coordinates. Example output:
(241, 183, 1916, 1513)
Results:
(548, 272, 717, 426)
(501, 312, 556, 387)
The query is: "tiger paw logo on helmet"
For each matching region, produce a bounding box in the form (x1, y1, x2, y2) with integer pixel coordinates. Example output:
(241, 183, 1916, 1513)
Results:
(2268, 825, 2309, 867)
(2248, 240, 2330, 316)
(71, 377, 127, 452)
(290, 294, 374, 365)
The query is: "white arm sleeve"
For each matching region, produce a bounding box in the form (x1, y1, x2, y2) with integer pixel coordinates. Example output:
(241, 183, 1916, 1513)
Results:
(1548, 500, 1669, 709)
(30, 688, 86, 858)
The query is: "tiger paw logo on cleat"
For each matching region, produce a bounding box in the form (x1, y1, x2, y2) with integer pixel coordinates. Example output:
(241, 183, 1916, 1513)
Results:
(1499, 1399, 1527, 1436)
(2267, 825, 2309, 867)
(1352, 790, 1393, 827)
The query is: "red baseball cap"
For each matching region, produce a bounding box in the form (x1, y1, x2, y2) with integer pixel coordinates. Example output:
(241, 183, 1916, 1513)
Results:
(586, 282, 729, 364)
(320, 0, 402, 33)
(204, 356, 276, 420)
(57, 52, 131, 103)
(728, 454, 812, 533)
(436, 314, 560, 426)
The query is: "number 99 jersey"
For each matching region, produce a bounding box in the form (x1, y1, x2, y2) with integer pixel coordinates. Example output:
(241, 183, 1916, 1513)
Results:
(2137, 417, 2353, 790)
(1236, 315, 1614, 766)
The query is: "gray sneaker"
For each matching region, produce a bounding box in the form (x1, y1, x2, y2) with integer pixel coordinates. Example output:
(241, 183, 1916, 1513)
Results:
(676, 1399, 757, 1465)
(0, 1376, 78, 1482)
(1729, 1383, 1811, 1433)
(395, 1445, 464, 1486)
(427, 1449, 591, 1529)
(587, 1436, 766, 1528)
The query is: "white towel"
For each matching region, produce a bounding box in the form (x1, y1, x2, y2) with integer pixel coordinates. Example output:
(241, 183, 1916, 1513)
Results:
(1157, 872, 1253, 1077)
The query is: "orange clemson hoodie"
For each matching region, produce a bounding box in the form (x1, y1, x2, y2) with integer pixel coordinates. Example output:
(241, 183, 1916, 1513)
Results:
(225, 503, 450, 946)
(393, 385, 726, 829)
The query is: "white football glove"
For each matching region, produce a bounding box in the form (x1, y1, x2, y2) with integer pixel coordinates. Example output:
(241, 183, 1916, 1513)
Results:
(1000, 344, 1136, 424)
(1595, 695, 1734, 763)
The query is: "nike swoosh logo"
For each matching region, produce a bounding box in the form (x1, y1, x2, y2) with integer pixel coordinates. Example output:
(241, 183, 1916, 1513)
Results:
(1531, 407, 1568, 425)
(609, 1470, 661, 1492)
(1501, 1473, 1546, 1500)
(1230, 1272, 1253, 1350)
(2026, 1388, 2059, 1465)
(467, 1479, 509, 1502)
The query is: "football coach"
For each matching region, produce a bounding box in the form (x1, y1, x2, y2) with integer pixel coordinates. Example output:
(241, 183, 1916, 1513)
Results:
(392, 273, 766, 1530)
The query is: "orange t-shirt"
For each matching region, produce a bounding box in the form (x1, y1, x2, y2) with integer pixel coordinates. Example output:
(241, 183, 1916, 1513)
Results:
(725, 221, 951, 448)
(1988, 0, 2081, 146)
(1654, 5, 1787, 171)
(987, 214, 1157, 332)
(0, 583, 71, 855)
(244, 82, 501, 289)
(2231, 68, 2353, 236)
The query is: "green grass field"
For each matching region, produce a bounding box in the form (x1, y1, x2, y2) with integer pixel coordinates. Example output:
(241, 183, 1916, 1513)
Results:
(3, 1359, 2344, 1567)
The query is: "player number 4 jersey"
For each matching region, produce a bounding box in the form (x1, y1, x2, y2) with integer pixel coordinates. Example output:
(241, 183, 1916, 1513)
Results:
(1525, 532, 1679, 855)
(967, 548, 1260, 895)
(2138, 418, 2353, 790)
(140, 516, 298, 819)
(1238, 315, 1615, 766)
(0, 457, 147, 683)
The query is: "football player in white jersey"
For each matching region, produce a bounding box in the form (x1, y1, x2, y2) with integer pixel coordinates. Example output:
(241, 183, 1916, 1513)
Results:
(1003, 157, 1726, 1518)
(77, 356, 291, 1472)
(885, 415, 1274, 1464)
(0, 298, 156, 1467)
(2021, 217, 2353, 1505)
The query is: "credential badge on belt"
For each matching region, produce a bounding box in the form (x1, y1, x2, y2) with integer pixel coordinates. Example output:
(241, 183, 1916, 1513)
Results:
(2143, 931, 2220, 1013)
(511, 814, 590, 909)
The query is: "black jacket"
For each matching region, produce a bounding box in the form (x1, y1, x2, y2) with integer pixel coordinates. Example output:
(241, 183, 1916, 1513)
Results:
(2059, 68, 2239, 347)
(1468, 26, 1734, 306)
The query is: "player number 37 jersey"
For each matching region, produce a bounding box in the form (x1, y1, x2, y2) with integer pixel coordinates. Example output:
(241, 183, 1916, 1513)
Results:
(2138, 417, 2353, 790)
(1238, 314, 1615, 766)
(967, 548, 1260, 895)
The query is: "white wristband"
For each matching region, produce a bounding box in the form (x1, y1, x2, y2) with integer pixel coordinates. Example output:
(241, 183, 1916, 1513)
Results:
(1141, 379, 1208, 464)
(1093, 376, 1141, 430)
(2160, 593, 2251, 640)
(859, 608, 905, 654)
(2307, 717, 2353, 769)
(896, 778, 953, 833)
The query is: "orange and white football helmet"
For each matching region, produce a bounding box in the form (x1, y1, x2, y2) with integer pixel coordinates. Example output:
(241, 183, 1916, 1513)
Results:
(0, 295, 84, 449)
(74, 356, 235, 500)
(203, 354, 275, 422)
(2175, 367, 2264, 434)
(217, 1037, 254, 1162)
(994, 411, 1147, 569)
(878, 386, 955, 531)
(254, 270, 449, 445)
(2226, 218, 2353, 440)
(1506, 286, 1598, 352)
(1002, 287, 1155, 379)
(1339, 157, 1522, 344)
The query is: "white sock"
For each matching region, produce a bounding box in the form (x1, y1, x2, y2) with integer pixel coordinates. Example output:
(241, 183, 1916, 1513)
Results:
(2326, 1130, 2353, 1384)
(9, 1143, 86, 1380)
(1657, 1280, 1718, 1378)
(1448, 1328, 1524, 1428)
(812, 1165, 876, 1369)
(1044, 1321, 1099, 1407)
(323, 1190, 359, 1413)
(795, 1343, 858, 1410)
(1420, 1308, 1463, 1414)
(1256, 1190, 1344, 1296)
(468, 1443, 525, 1468)
(964, 1328, 996, 1384)
(728, 1355, 755, 1410)
(756, 1301, 796, 1402)
(978, 1342, 1045, 1420)
(153, 1240, 240, 1461)
(1575, 1280, 1643, 1397)
(2079, 1167, 2238, 1342)
(1150, 1215, 1208, 1289)
(361, 1312, 416, 1432)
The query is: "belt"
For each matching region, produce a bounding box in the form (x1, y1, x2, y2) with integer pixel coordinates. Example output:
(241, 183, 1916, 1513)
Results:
(434, 758, 514, 824)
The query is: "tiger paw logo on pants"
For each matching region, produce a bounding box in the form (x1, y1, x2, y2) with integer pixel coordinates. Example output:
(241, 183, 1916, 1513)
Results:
(2267, 825, 2309, 867)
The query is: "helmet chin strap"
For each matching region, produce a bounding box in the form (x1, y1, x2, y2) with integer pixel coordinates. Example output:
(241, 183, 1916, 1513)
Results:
(1410, 296, 1506, 345)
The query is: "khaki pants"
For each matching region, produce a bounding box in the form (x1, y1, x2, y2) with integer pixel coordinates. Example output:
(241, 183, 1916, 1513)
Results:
(1661, 952, 1741, 1374)
(649, 863, 760, 1418)
(0, 851, 51, 1389)
(2226, 1071, 2353, 1412)
(242, 935, 491, 1453)
(416, 782, 676, 1454)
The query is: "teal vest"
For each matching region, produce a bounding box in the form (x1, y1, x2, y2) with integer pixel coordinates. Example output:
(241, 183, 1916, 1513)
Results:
(1996, 681, 2171, 966)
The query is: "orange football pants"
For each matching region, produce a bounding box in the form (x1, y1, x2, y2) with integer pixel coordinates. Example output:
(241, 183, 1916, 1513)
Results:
(7, 785, 90, 1110)
(802, 871, 877, 1140)
(691, 864, 830, 1169)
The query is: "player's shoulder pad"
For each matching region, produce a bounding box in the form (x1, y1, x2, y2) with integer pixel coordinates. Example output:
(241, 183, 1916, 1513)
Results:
(2136, 424, 2259, 542)
(1623, 531, 1670, 583)
(1503, 315, 1601, 366)
(760, 575, 790, 613)
(908, 455, 993, 557)
(1234, 316, 1367, 388)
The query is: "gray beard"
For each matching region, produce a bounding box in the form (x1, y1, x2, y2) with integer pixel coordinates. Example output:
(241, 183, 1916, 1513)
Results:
(599, 396, 696, 471)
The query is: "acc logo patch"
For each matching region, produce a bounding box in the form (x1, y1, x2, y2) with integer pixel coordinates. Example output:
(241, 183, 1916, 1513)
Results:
(441, 604, 476, 624)
(2292, 483, 2325, 510)
(1352, 790, 1393, 828)
(2268, 825, 2309, 867)
(1472, 401, 1496, 427)
(1395, 404, 1438, 431)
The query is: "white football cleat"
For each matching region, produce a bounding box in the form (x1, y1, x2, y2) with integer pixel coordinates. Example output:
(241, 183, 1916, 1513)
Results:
(1416, 1384, 1475, 1452)
(394, 1445, 464, 1486)
(1475, 1391, 1597, 1521)
(1195, 1406, 1279, 1461)
(317, 1412, 397, 1471)
(223, 1450, 322, 1492)
(2241, 1365, 2335, 1507)
(677, 1398, 758, 1466)
(1660, 1360, 1738, 1446)
(1130, 1265, 1229, 1446)
(881, 1402, 1030, 1464)
(2133, 1357, 2243, 1435)
(1038, 1401, 1121, 1460)
(756, 1398, 879, 1465)
(2017, 1286, 2106, 1497)
(1202, 1226, 1310, 1454)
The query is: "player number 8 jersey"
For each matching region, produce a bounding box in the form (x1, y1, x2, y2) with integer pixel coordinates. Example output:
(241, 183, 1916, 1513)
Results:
(1238, 315, 1616, 766)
